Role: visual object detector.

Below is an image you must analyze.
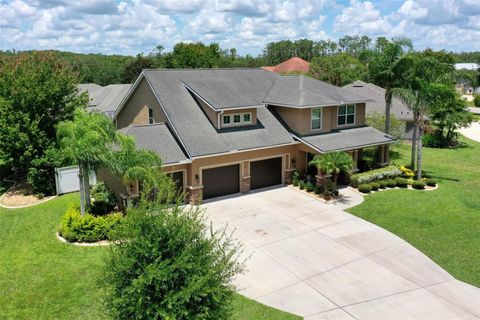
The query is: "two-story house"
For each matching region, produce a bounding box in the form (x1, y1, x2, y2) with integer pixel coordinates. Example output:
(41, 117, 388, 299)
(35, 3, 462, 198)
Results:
(104, 68, 395, 204)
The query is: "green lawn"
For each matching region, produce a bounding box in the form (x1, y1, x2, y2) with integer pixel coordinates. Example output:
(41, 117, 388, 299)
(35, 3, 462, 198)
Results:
(0, 193, 300, 320)
(348, 137, 480, 287)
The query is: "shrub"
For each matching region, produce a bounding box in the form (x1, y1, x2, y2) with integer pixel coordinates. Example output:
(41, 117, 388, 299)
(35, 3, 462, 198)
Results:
(422, 133, 449, 148)
(59, 205, 123, 242)
(314, 184, 324, 194)
(27, 146, 66, 196)
(399, 165, 414, 178)
(412, 180, 426, 189)
(292, 178, 299, 187)
(475, 95, 480, 107)
(103, 205, 243, 320)
(395, 177, 409, 188)
(350, 165, 402, 187)
(386, 179, 397, 188)
(370, 182, 380, 191)
(299, 180, 306, 190)
(378, 180, 388, 189)
(305, 181, 314, 192)
(91, 182, 116, 204)
(358, 184, 372, 193)
(90, 200, 115, 216)
(426, 179, 437, 187)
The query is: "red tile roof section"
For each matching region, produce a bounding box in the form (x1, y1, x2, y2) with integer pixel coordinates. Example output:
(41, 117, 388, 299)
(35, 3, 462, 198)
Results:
(262, 57, 310, 74)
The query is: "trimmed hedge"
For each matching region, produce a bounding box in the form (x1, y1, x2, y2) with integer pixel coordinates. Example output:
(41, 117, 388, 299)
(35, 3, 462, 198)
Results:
(386, 179, 397, 188)
(426, 179, 437, 187)
(371, 182, 380, 191)
(59, 205, 123, 242)
(305, 182, 315, 192)
(412, 180, 426, 189)
(358, 184, 372, 193)
(378, 180, 389, 189)
(350, 165, 402, 187)
(395, 177, 409, 188)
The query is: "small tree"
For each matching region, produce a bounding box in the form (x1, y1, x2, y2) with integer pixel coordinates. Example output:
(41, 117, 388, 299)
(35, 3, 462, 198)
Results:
(57, 109, 118, 215)
(309, 152, 353, 195)
(103, 199, 243, 319)
(365, 112, 404, 140)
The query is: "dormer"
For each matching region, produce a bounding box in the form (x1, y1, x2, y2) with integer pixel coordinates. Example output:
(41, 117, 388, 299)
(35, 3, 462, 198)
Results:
(182, 78, 264, 130)
(264, 75, 369, 135)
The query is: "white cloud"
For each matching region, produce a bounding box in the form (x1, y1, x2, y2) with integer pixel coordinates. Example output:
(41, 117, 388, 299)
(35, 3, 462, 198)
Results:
(334, 0, 391, 35)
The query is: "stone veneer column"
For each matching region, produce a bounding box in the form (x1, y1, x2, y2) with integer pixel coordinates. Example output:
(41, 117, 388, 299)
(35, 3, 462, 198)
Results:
(241, 176, 251, 193)
(187, 186, 203, 205)
(284, 168, 295, 184)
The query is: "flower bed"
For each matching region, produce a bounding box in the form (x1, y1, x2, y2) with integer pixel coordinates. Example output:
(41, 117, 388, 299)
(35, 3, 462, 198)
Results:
(356, 178, 438, 194)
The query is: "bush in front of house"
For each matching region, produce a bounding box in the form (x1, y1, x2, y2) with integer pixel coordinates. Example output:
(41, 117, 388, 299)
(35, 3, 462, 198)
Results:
(386, 179, 397, 188)
(102, 204, 243, 320)
(474, 94, 480, 107)
(395, 177, 409, 188)
(370, 182, 380, 191)
(90, 182, 117, 216)
(314, 184, 324, 195)
(59, 205, 123, 242)
(358, 184, 373, 193)
(412, 180, 426, 189)
(350, 165, 402, 187)
(299, 180, 306, 190)
(305, 181, 315, 192)
(378, 180, 388, 189)
(426, 179, 437, 187)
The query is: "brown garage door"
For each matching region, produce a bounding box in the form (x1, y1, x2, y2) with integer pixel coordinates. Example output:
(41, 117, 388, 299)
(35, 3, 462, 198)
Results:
(250, 157, 282, 190)
(202, 164, 240, 200)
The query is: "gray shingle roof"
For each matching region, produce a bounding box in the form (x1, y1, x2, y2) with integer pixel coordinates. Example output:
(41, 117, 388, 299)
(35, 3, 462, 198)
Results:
(78, 83, 131, 117)
(182, 69, 277, 110)
(120, 124, 188, 164)
(343, 80, 417, 121)
(299, 126, 396, 152)
(142, 69, 296, 157)
(264, 75, 370, 107)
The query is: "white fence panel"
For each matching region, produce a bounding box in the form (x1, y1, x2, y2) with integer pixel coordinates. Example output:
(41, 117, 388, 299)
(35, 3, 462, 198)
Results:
(55, 166, 97, 195)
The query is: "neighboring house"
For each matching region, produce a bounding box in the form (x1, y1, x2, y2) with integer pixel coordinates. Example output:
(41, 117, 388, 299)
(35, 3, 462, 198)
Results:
(261, 57, 310, 74)
(343, 80, 423, 139)
(103, 69, 395, 204)
(78, 83, 131, 118)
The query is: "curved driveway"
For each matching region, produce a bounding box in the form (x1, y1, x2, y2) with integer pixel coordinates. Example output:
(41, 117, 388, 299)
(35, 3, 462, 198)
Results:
(459, 121, 480, 143)
(202, 187, 480, 319)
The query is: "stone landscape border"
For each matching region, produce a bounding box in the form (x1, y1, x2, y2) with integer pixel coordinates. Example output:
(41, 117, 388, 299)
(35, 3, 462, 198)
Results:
(56, 232, 113, 247)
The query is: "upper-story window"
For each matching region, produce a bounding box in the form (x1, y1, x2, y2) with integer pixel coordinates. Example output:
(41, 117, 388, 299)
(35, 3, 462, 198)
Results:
(148, 107, 154, 124)
(222, 112, 252, 127)
(311, 108, 322, 130)
(337, 105, 355, 126)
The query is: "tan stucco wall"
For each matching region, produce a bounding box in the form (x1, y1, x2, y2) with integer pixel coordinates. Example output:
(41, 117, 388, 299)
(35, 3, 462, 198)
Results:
(273, 103, 366, 135)
(116, 78, 166, 129)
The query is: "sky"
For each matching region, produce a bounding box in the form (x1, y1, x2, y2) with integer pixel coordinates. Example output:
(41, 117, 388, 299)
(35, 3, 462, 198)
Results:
(1, 0, 480, 56)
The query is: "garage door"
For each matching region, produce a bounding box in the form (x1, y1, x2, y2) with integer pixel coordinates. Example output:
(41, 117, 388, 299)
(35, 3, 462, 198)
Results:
(202, 164, 240, 200)
(250, 157, 282, 190)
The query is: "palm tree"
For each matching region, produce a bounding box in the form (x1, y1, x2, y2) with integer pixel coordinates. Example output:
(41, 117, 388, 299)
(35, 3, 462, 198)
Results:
(392, 53, 455, 178)
(57, 109, 118, 215)
(309, 152, 353, 195)
(369, 38, 412, 135)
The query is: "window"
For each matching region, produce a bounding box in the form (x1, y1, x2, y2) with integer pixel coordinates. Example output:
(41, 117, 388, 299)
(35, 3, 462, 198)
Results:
(337, 104, 356, 126)
(148, 107, 154, 124)
(311, 108, 322, 130)
(221, 112, 253, 127)
(223, 115, 231, 125)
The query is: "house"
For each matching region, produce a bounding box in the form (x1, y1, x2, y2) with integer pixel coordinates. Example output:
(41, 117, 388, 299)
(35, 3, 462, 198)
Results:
(78, 83, 131, 118)
(261, 57, 310, 74)
(104, 69, 395, 204)
(343, 80, 423, 139)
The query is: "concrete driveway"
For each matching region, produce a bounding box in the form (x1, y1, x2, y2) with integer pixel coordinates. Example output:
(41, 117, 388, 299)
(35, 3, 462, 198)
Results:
(459, 121, 480, 143)
(202, 187, 480, 319)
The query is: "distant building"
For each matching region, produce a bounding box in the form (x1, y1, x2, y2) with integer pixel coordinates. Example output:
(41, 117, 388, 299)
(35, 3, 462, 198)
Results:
(77, 83, 131, 118)
(343, 80, 428, 139)
(261, 57, 310, 74)
(454, 63, 479, 71)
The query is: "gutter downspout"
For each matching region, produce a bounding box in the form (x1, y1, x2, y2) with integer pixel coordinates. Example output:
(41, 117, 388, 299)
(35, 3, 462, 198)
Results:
(217, 110, 224, 129)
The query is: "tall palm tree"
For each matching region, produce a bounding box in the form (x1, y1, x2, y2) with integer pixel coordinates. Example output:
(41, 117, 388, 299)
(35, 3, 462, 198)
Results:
(57, 109, 118, 215)
(369, 38, 412, 134)
(392, 53, 455, 178)
(309, 152, 353, 195)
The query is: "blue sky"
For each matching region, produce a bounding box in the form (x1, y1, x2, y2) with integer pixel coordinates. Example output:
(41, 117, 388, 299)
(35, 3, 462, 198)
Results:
(1, 0, 480, 56)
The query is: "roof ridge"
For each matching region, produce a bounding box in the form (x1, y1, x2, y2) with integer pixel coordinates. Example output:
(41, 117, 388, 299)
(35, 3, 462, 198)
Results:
(126, 122, 167, 128)
(142, 67, 268, 72)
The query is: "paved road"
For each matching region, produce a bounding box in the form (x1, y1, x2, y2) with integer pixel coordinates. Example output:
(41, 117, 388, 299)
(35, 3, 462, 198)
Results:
(202, 187, 480, 319)
(459, 121, 480, 143)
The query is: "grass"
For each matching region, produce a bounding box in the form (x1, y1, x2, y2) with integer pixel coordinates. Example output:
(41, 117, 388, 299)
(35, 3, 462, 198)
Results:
(0, 193, 300, 320)
(348, 137, 480, 287)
